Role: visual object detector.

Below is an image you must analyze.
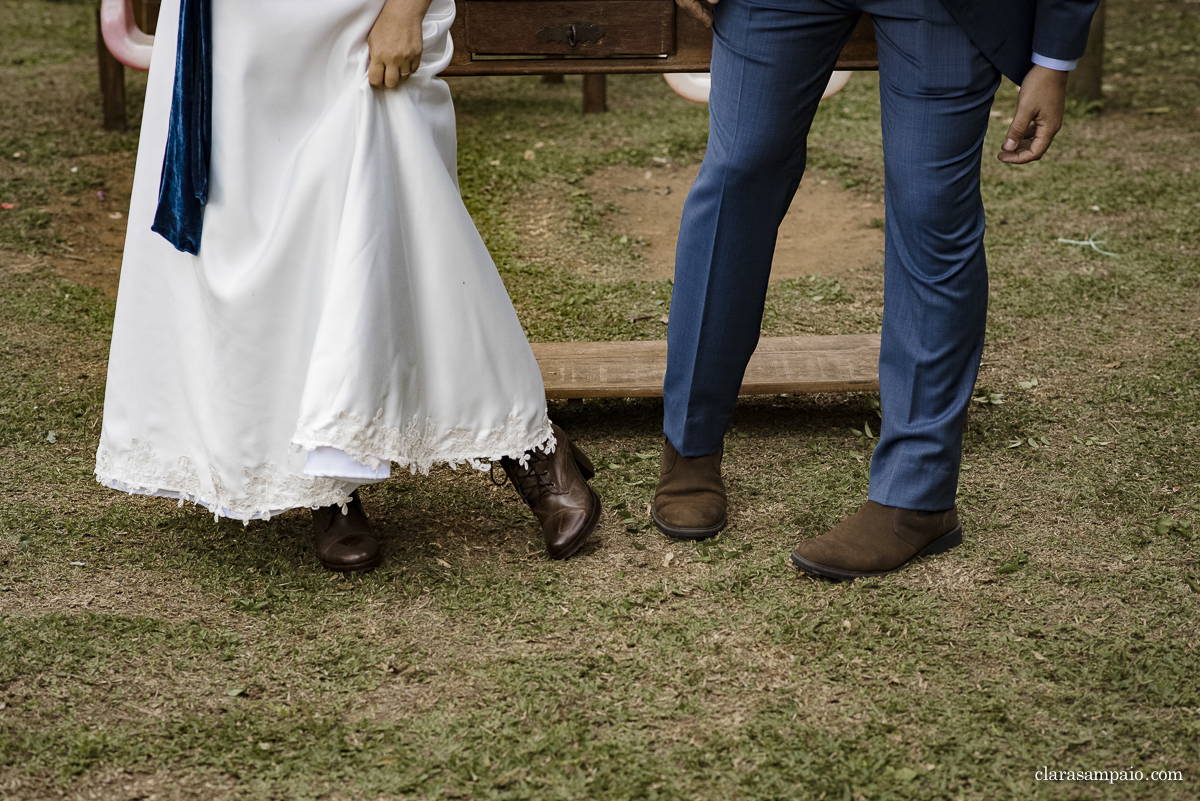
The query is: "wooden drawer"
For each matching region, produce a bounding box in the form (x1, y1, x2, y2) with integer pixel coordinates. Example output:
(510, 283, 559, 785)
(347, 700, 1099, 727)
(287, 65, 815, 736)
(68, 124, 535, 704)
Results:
(463, 0, 675, 57)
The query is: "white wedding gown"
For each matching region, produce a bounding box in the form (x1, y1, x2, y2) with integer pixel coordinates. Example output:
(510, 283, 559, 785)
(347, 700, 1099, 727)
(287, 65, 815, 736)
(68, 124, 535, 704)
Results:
(95, 0, 554, 521)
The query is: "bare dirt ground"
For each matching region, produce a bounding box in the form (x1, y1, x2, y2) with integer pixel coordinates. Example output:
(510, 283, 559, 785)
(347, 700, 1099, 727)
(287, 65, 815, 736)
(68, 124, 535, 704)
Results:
(37, 159, 882, 298)
(585, 164, 885, 281)
(510, 163, 885, 284)
(37, 152, 134, 298)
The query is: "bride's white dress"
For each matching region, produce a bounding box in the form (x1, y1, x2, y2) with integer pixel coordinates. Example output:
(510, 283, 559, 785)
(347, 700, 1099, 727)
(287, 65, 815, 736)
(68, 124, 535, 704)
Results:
(95, 0, 553, 521)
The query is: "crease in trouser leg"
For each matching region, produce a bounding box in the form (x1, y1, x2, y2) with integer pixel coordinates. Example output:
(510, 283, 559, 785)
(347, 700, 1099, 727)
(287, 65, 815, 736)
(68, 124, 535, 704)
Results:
(865, 0, 1002, 512)
(663, 0, 859, 458)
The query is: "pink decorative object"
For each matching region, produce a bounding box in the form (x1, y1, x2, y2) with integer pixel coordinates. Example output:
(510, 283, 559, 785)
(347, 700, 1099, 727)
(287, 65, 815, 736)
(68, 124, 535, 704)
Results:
(100, 0, 154, 71)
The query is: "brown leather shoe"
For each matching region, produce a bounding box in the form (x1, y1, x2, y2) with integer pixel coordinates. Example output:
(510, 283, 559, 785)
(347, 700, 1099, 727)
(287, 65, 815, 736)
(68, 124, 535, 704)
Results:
(790, 500, 962, 581)
(651, 438, 726, 540)
(312, 491, 382, 573)
(502, 423, 601, 560)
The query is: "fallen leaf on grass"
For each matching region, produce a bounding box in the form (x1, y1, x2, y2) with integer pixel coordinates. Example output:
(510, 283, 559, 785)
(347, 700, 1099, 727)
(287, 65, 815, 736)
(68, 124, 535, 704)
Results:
(436, 558, 453, 569)
(996, 549, 1029, 574)
(1154, 517, 1193, 538)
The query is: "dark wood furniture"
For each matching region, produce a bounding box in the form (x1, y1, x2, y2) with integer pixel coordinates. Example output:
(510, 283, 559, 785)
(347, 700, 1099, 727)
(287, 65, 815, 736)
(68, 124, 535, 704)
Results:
(442, 1, 878, 112)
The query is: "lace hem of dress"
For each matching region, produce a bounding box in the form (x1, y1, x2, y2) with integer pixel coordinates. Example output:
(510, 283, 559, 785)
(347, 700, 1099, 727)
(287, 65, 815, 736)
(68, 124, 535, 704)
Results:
(94, 439, 357, 523)
(94, 411, 555, 523)
(290, 410, 556, 474)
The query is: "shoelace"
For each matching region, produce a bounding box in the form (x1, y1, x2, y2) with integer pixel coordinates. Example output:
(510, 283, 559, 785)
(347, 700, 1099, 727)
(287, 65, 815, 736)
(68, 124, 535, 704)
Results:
(498, 450, 556, 501)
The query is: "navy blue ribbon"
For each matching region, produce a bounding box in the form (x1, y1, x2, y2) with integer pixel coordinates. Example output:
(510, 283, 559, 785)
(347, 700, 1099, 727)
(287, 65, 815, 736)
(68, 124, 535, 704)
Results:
(151, 0, 212, 255)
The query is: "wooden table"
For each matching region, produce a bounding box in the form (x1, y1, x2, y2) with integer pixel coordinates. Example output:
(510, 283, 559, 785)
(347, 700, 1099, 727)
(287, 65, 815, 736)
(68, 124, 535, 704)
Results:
(442, 1, 878, 112)
(99, 0, 883, 401)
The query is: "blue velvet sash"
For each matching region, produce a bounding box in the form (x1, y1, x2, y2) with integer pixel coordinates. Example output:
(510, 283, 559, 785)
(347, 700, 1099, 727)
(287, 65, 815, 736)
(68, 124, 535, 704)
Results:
(151, 0, 212, 255)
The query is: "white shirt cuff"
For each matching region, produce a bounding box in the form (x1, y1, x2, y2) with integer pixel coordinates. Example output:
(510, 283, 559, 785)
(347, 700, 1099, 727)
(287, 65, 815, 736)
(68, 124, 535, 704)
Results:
(1032, 52, 1078, 72)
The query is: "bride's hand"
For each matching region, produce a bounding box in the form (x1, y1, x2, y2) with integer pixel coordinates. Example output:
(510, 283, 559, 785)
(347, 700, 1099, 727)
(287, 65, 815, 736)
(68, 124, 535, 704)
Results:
(368, 0, 434, 88)
(675, 0, 718, 28)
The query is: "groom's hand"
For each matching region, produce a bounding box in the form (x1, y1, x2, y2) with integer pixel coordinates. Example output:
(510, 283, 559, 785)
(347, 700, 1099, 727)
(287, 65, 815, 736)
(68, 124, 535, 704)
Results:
(998, 65, 1069, 165)
(368, 0, 433, 88)
(675, 0, 718, 28)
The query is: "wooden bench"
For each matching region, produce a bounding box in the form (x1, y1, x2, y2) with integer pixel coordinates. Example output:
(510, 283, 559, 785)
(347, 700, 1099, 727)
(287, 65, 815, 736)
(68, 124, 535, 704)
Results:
(97, 0, 884, 400)
(533, 335, 881, 399)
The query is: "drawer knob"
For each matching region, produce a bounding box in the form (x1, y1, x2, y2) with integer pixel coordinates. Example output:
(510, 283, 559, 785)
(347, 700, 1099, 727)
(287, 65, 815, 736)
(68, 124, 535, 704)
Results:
(536, 22, 606, 48)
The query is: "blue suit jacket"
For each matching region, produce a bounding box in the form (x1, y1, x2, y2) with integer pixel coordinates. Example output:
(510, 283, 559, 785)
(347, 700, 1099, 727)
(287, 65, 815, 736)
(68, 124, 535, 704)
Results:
(935, 0, 1100, 84)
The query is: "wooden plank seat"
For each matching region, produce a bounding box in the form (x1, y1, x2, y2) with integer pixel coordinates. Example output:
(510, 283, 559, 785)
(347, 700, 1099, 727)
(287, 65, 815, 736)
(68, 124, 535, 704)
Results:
(532, 334, 881, 399)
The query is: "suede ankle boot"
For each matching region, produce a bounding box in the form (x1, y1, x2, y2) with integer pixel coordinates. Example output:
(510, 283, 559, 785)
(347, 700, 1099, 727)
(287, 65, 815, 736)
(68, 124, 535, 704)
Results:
(790, 500, 961, 581)
(651, 438, 726, 540)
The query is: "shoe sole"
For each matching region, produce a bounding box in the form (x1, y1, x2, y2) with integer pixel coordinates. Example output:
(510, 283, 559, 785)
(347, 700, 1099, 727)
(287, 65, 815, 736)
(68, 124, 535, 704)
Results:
(650, 506, 727, 541)
(550, 486, 603, 560)
(789, 526, 963, 582)
(319, 551, 383, 574)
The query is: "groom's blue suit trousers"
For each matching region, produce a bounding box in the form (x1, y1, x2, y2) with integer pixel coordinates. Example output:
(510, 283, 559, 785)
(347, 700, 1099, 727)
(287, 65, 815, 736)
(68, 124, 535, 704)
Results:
(664, 0, 1002, 511)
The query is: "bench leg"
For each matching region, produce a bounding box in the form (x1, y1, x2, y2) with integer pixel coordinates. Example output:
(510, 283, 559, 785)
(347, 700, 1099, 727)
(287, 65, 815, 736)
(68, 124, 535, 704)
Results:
(96, 7, 126, 131)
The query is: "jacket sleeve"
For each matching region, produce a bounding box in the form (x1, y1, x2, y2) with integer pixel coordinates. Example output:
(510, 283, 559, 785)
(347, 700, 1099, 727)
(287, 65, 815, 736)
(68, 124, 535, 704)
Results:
(1032, 0, 1100, 61)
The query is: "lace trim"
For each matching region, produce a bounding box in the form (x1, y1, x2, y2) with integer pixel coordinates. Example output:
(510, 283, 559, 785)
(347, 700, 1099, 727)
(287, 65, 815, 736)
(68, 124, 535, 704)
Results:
(291, 410, 555, 475)
(94, 411, 554, 522)
(95, 438, 355, 524)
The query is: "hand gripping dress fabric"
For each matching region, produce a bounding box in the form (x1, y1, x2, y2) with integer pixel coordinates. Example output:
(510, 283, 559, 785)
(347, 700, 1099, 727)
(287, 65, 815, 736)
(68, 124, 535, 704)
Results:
(95, 0, 554, 521)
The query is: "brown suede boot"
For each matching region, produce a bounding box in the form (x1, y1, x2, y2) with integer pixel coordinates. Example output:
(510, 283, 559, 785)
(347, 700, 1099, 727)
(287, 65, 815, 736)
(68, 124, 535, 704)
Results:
(502, 423, 601, 560)
(312, 491, 382, 573)
(651, 438, 726, 540)
(790, 500, 962, 581)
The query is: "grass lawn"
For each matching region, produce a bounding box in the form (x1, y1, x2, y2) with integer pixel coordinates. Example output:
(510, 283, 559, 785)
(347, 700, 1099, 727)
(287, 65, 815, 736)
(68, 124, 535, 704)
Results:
(2, 0, 1198, 799)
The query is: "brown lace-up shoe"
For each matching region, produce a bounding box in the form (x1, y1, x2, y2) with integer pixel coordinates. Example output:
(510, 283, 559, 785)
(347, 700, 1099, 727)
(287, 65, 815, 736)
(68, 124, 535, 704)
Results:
(651, 438, 726, 540)
(502, 423, 601, 560)
(790, 500, 962, 581)
(312, 491, 382, 573)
